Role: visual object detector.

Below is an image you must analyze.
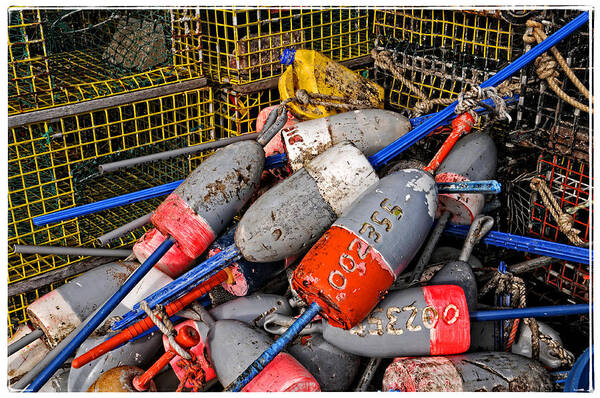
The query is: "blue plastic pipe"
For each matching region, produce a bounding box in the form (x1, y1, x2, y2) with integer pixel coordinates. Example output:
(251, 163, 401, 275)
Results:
(444, 223, 591, 264)
(24, 236, 176, 392)
(470, 304, 591, 321)
(437, 180, 501, 194)
(33, 180, 183, 226)
(368, 11, 589, 169)
(225, 301, 322, 392)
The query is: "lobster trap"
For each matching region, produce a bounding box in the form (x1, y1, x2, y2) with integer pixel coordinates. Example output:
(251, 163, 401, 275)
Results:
(199, 7, 370, 86)
(215, 87, 282, 138)
(8, 87, 214, 336)
(371, 9, 525, 115)
(8, 8, 203, 115)
(507, 155, 591, 303)
(508, 10, 591, 163)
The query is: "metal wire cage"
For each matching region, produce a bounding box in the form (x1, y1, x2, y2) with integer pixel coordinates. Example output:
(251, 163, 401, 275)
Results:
(215, 87, 282, 138)
(8, 87, 214, 333)
(199, 7, 370, 86)
(8, 8, 203, 115)
(371, 9, 524, 114)
(507, 9, 590, 164)
(507, 155, 590, 303)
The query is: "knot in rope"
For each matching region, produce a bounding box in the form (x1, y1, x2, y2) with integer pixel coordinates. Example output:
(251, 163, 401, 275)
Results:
(140, 300, 192, 360)
(294, 89, 311, 105)
(176, 353, 207, 392)
(530, 177, 586, 246)
(522, 19, 591, 113)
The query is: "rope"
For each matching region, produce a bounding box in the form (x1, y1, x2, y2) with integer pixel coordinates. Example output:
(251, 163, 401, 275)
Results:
(530, 177, 586, 246)
(523, 20, 591, 113)
(140, 300, 191, 360)
(175, 353, 207, 392)
(371, 48, 518, 122)
(282, 88, 374, 112)
(479, 270, 574, 366)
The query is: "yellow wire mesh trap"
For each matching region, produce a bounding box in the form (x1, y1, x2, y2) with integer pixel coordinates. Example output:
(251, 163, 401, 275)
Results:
(371, 9, 523, 113)
(200, 7, 370, 85)
(8, 8, 203, 115)
(8, 87, 214, 335)
(215, 87, 282, 138)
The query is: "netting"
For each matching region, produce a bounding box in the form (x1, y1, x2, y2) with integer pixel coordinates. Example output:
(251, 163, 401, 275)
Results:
(200, 7, 370, 85)
(8, 8, 203, 115)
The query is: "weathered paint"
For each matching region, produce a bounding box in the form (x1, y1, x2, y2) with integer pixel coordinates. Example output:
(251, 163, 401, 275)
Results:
(87, 366, 157, 392)
(236, 142, 377, 263)
(435, 131, 497, 225)
(471, 319, 572, 369)
(283, 109, 411, 171)
(207, 320, 320, 391)
(512, 320, 572, 369)
(207, 225, 285, 296)
(68, 267, 174, 392)
(133, 228, 195, 278)
(292, 170, 436, 329)
(257, 105, 298, 158)
(8, 324, 50, 385)
(26, 261, 139, 348)
(209, 293, 293, 329)
(383, 352, 553, 392)
(152, 141, 264, 259)
(163, 320, 216, 389)
(304, 142, 378, 216)
(430, 261, 477, 312)
(287, 334, 361, 391)
(321, 285, 470, 357)
(435, 173, 485, 225)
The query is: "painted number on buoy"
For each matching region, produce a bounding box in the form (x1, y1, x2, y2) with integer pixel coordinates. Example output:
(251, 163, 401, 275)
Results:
(349, 302, 459, 337)
(359, 198, 403, 244)
(328, 237, 370, 290)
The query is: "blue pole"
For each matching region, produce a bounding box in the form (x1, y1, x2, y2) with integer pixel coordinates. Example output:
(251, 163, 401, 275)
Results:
(437, 180, 501, 194)
(33, 180, 183, 226)
(444, 224, 591, 264)
(112, 244, 241, 331)
(24, 236, 176, 392)
(368, 11, 589, 169)
(225, 302, 322, 392)
(470, 304, 591, 321)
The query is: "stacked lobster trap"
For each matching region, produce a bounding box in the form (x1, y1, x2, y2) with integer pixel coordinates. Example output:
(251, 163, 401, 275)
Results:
(8, 8, 214, 336)
(204, 7, 373, 139)
(6, 6, 593, 393)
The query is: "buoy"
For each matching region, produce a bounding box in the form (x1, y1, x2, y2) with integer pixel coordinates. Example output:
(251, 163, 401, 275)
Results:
(287, 334, 361, 392)
(382, 352, 553, 392)
(292, 169, 438, 329)
(429, 215, 494, 311)
(87, 366, 157, 392)
(320, 285, 470, 357)
(26, 261, 139, 348)
(236, 141, 378, 262)
(207, 320, 321, 392)
(207, 225, 285, 296)
(147, 140, 264, 263)
(435, 131, 497, 224)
